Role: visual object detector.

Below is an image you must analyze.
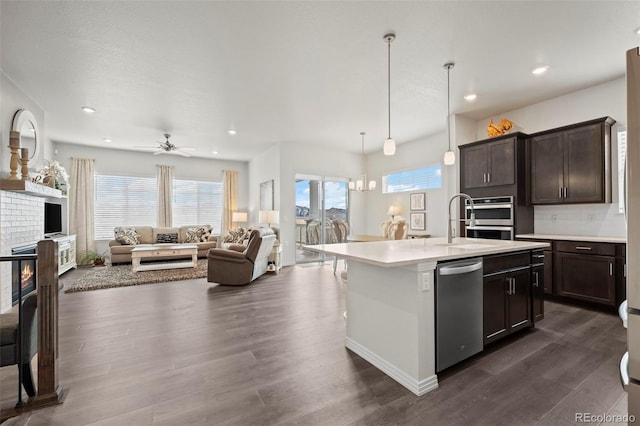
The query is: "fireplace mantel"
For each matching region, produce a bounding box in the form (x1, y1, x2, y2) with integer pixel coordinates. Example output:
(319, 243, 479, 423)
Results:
(0, 179, 62, 198)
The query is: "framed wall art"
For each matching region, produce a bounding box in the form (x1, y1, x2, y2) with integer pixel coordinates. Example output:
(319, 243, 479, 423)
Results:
(410, 192, 425, 211)
(410, 212, 426, 231)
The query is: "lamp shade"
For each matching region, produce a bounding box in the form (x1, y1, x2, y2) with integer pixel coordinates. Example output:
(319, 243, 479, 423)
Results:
(383, 138, 396, 156)
(232, 211, 248, 223)
(259, 210, 279, 225)
(443, 150, 456, 165)
(387, 205, 401, 216)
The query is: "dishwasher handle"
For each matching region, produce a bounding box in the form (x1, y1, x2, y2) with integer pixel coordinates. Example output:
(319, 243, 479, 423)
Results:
(439, 261, 483, 276)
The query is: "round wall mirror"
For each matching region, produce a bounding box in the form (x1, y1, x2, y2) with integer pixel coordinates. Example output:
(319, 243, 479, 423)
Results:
(11, 109, 39, 161)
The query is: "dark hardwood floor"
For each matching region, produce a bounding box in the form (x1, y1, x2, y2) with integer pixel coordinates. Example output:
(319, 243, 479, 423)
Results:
(0, 263, 628, 425)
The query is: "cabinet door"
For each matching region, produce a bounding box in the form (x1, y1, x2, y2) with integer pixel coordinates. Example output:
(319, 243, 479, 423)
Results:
(530, 133, 564, 204)
(554, 252, 616, 306)
(531, 264, 545, 322)
(483, 272, 509, 345)
(487, 138, 515, 187)
(509, 268, 532, 332)
(563, 124, 605, 203)
(462, 145, 488, 189)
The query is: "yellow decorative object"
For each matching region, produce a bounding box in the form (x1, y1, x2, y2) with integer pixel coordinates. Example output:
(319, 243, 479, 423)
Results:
(487, 118, 514, 137)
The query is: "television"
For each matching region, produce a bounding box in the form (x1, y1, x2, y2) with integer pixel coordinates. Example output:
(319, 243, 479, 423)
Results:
(44, 202, 62, 235)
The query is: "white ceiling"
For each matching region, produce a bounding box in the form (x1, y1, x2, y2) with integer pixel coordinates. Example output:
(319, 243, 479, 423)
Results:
(2, 1, 639, 161)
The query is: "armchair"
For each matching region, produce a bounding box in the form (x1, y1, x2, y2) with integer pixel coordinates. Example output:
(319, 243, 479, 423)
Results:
(0, 291, 38, 397)
(207, 228, 277, 285)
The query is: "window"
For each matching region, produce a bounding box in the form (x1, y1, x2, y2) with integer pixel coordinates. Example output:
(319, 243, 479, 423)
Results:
(172, 179, 223, 234)
(94, 175, 157, 239)
(382, 164, 442, 193)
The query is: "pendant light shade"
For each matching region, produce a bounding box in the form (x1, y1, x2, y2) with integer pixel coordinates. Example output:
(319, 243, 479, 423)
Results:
(383, 33, 396, 156)
(349, 132, 376, 192)
(443, 62, 456, 165)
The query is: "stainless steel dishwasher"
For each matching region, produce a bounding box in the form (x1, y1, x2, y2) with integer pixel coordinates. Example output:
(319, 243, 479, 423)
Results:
(436, 257, 483, 372)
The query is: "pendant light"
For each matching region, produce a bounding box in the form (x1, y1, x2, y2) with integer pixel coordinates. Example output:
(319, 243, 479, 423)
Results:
(383, 33, 396, 156)
(349, 132, 376, 191)
(443, 62, 456, 165)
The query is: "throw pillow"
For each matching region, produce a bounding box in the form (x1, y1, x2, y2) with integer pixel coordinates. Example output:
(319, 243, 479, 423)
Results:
(114, 227, 140, 245)
(156, 233, 178, 244)
(200, 227, 212, 242)
(184, 226, 210, 243)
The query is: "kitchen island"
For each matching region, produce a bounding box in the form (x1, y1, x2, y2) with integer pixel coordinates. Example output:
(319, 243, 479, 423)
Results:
(305, 237, 549, 396)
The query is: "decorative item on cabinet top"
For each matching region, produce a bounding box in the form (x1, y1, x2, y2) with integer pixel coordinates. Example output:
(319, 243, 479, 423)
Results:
(487, 118, 514, 137)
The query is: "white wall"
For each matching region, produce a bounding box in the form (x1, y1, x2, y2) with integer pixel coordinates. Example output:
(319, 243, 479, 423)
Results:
(248, 144, 280, 226)
(364, 113, 477, 239)
(477, 77, 627, 237)
(0, 72, 50, 176)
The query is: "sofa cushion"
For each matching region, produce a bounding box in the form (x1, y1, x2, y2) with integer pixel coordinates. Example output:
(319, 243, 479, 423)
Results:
(114, 227, 141, 245)
(156, 233, 178, 243)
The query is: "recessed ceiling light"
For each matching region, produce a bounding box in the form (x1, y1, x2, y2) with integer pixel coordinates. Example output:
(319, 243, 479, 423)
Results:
(212, 150, 218, 155)
(532, 66, 549, 75)
(464, 93, 477, 101)
(227, 130, 237, 135)
(81, 106, 96, 113)
(103, 138, 112, 143)
(635, 27, 640, 35)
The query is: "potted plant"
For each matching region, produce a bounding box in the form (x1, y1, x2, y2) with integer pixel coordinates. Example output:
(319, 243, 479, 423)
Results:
(80, 250, 107, 267)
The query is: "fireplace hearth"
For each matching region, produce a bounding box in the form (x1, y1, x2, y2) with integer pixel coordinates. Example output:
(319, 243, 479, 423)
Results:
(11, 243, 37, 305)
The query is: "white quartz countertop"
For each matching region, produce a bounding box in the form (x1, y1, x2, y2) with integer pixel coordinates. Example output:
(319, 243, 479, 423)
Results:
(516, 233, 627, 244)
(304, 237, 549, 268)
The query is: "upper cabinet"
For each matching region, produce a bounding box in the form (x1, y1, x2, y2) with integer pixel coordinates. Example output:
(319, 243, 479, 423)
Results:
(462, 137, 515, 189)
(460, 133, 529, 195)
(529, 117, 614, 205)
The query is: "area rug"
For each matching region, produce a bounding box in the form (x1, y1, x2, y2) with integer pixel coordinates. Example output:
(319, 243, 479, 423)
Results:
(64, 259, 208, 293)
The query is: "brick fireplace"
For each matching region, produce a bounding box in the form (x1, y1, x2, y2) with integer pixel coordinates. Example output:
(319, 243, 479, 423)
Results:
(0, 190, 44, 313)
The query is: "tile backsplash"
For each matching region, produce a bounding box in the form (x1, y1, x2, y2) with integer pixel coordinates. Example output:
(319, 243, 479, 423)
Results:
(534, 204, 626, 238)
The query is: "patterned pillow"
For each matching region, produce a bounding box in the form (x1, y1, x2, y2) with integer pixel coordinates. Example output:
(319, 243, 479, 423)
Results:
(223, 227, 246, 244)
(156, 233, 178, 243)
(184, 226, 210, 243)
(200, 228, 212, 242)
(114, 227, 140, 245)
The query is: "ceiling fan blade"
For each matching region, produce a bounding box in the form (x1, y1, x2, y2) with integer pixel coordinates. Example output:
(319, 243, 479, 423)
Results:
(173, 149, 192, 157)
(179, 147, 196, 151)
(152, 150, 165, 156)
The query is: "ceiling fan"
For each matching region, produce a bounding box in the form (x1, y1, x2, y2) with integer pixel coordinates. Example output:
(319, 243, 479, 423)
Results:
(136, 133, 195, 157)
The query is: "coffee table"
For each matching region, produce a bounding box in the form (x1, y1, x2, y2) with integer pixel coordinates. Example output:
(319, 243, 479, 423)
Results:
(131, 244, 198, 272)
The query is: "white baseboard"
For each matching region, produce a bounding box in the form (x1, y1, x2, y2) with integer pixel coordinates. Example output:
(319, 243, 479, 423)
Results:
(345, 337, 438, 396)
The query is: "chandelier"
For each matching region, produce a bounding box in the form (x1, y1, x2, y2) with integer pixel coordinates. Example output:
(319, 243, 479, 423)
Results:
(349, 132, 376, 191)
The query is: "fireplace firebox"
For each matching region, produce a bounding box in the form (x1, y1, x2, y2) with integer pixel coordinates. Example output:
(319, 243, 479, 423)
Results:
(11, 243, 37, 305)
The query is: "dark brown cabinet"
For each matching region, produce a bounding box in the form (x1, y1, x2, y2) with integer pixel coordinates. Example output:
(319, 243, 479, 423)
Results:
(461, 136, 516, 189)
(531, 250, 545, 322)
(529, 117, 614, 205)
(554, 250, 616, 306)
(483, 251, 532, 346)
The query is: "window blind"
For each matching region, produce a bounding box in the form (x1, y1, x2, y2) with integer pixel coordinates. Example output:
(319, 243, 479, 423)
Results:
(172, 179, 223, 234)
(94, 175, 158, 239)
(382, 164, 442, 194)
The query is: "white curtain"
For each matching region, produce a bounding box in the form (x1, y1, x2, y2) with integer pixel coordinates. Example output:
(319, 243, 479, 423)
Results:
(222, 170, 238, 237)
(69, 158, 95, 262)
(157, 165, 174, 227)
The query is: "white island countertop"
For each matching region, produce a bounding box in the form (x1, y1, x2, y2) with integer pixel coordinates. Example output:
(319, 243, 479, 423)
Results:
(304, 237, 549, 268)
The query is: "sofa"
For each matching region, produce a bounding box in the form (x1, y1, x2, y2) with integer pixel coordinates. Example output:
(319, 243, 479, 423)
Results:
(207, 228, 276, 285)
(109, 225, 217, 264)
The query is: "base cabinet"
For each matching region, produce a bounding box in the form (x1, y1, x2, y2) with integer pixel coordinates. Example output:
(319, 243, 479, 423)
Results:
(53, 234, 77, 275)
(483, 251, 532, 346)
(532, 263, 545, 322)
(554, 252, 615, 306)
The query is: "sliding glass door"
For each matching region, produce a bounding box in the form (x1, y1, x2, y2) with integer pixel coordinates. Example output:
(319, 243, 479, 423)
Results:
(295, 174, 348, 264)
